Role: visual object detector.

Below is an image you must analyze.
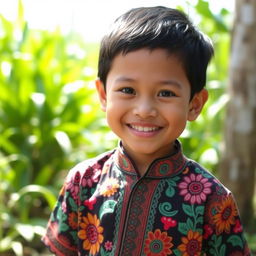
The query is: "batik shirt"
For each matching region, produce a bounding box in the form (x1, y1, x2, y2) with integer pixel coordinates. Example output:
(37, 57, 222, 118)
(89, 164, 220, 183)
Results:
(42, 140, 251, 256)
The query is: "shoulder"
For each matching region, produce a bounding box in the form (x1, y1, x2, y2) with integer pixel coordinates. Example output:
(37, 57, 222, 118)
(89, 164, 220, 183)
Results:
(185, 159, 231, 196)
(65, 149, 116, 185)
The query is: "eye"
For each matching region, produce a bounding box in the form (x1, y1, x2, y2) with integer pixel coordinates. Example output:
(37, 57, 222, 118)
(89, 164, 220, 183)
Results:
(119, 87, 136, 95)
(158, 90, 176, 97)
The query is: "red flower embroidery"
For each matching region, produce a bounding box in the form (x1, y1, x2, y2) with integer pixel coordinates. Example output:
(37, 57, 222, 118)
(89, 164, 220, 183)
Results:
(233, 219, 243, 233)
(144, 229, 173, 256)
(84, 197, 97, 210)
(203, 224, 213, 239)
(161, 216, 177, 230)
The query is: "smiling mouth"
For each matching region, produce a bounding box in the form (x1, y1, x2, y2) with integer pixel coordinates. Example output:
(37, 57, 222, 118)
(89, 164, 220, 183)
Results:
(128, 124, 161, 132)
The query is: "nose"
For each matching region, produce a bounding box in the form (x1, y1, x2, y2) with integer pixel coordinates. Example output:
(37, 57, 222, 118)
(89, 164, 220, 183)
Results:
(133, 97, 157, 119)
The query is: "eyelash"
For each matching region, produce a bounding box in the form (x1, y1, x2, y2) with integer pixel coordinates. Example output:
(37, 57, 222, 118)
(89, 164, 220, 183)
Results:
(119, 87, 135, 95)
(158, 90, 176, 97)
(118, 87, 177, 97)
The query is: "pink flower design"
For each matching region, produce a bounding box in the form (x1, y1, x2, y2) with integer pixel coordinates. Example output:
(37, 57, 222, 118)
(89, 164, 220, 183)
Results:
(81, 167, 101, 187)
(104, 240, 113, 251)
(178, 173, 212, 204)
(66, 171, 81, 201)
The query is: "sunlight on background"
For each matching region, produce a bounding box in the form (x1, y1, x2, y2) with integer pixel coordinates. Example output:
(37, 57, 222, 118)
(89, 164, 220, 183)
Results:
(0, 0, 234, 42)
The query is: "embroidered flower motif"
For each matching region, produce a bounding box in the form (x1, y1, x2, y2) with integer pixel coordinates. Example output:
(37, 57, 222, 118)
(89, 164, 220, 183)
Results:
(178, 173, 211, 204)
(154, 160, 172, 175)
(100, 178, 120, 197)
(213, 194, 238, 234)
(104, 240, 113, 251)
(178, 230, 202, 256)
(68, 212, 78, 230)
(203, 224, 213, 239)
(144, 229, 173, 256)
(84, 197, 97, 210)
(66, 171, 81, 201)
(161, 216, 177, 231)
(233, 219, 243, 233)
(78, 213, 104, 255)
(81, 167, 101, 187)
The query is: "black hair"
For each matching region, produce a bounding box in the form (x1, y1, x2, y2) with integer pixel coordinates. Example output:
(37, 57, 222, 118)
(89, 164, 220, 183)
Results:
(97, 6, 214, 99)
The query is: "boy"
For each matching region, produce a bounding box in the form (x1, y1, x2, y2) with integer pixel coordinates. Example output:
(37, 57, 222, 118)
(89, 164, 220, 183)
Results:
(42, 6, 250, 256)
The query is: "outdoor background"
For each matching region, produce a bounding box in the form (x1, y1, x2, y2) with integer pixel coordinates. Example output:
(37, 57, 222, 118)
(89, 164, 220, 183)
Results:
(0, 0, 255, 255)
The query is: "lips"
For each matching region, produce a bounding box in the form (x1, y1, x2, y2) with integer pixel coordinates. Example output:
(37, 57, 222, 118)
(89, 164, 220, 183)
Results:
(128, 124, 162, 132)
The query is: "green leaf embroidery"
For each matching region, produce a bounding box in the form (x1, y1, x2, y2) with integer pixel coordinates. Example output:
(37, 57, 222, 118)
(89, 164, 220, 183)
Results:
(59, 222, 69, 232)
(173, 249, 182, 256)
(182, 204, 194, 217)
(186, 218, 194, 230)
(165, 185, 175, 197)
(195, 205, 204, 216)
(220, 244, 226, 256)
(68, 196, 78, 212)
(178, 222, 188, 235)
(196, 216, 204, 224)
(227, 235, 243, 248)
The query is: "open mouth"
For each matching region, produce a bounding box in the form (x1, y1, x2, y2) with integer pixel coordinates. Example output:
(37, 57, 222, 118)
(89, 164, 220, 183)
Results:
(128, 124, 162, 132)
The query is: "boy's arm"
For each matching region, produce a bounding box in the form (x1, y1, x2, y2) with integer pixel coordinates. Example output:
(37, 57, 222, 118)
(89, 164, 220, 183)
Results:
(42, 171, 80, 256)
(202, 191, 251, 255)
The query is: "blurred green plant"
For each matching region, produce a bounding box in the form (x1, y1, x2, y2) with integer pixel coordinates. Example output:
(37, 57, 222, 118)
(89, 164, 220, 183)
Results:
(0, 1, 114, 255)
(179, 0, 231, 171)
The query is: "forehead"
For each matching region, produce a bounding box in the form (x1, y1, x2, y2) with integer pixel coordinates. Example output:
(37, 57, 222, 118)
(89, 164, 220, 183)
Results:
(106, 48, 189, 87)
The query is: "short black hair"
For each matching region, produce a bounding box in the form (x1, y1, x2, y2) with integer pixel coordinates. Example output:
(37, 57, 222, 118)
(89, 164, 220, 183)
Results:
(97, 6, 214, 99)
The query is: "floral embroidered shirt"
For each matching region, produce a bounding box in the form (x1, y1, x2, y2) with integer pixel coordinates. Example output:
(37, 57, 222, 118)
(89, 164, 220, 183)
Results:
(42, 140, 251, 256)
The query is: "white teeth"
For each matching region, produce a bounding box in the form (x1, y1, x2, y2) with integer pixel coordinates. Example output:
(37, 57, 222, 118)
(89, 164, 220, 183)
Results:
(130, 125, 159, 132)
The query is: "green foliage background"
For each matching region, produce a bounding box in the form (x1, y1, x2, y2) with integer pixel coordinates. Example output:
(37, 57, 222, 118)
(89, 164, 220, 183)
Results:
(0, 1, 254, 255)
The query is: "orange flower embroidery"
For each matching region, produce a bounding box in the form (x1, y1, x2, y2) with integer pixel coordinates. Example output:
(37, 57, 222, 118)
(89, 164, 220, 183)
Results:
(78, 213, 104, 255)
(213, 194, 238, 234)
(144, 229, 173, 256)
(178, 230, 202, 256)
(100, 178, 120, 197)
(68, 212, 78, 230)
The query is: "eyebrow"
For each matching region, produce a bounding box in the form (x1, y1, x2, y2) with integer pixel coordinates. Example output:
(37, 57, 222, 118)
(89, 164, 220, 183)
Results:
(159, 79, 182, 88)
(114, 76, 136, 83)
(114, 76, 183, 88)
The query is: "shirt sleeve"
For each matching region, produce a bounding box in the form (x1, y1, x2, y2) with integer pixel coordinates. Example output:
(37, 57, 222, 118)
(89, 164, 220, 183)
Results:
(202, 189, 251, 255)
(42, 170, 81, 256)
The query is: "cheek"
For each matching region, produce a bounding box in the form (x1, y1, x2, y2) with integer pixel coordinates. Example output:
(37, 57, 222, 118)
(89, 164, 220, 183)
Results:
(105, 103, 122, 127)
(165, 106, 189, 130)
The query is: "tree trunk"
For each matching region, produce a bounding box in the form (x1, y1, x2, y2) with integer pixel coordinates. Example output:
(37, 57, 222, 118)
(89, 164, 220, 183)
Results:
(219, 0, 256, 229)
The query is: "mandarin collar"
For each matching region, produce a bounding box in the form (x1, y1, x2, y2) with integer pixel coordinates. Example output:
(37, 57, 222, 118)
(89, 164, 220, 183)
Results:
(114, 140, 188, 178)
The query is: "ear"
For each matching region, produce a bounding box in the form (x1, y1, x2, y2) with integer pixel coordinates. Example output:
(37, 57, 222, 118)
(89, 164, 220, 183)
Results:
(187, 89, 208, 121)
(95, 79, 107, 112)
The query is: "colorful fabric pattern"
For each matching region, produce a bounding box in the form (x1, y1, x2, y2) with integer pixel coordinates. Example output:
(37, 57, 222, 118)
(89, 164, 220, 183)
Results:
(42, 141, 251, 256)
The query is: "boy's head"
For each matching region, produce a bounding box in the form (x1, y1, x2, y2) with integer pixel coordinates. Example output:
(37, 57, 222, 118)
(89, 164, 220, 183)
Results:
(97, 6, 214, 99)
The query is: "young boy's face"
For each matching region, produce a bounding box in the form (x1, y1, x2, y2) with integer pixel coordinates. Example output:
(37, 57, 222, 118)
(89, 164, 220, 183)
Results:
(96, 48, 207, 169)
